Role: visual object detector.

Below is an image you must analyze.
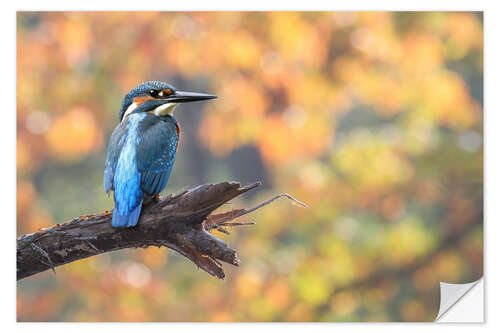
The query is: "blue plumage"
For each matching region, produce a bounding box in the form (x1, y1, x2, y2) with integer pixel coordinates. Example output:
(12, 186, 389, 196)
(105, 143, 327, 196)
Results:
(104, 81, 216, 228)
(112, 199, 143, 228)
(105, 112, 179, 228)
(110, 113, 144, 227)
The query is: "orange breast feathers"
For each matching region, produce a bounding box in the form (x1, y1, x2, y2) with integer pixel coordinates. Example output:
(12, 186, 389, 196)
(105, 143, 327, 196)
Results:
(175, 122, 181, 137)
(175, 122, 181, 148)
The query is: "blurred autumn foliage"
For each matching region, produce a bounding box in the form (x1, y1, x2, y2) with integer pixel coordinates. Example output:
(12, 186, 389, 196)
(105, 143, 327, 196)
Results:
(17, 12, 483, 322)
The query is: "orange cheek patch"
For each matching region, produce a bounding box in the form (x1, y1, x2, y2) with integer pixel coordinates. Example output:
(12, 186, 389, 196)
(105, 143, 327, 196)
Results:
(162, 89, 172, 96)
(133, 95, 154, 106)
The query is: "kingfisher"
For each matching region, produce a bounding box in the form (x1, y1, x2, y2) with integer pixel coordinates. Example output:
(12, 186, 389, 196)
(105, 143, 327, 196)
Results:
(104, 81, 216, 228)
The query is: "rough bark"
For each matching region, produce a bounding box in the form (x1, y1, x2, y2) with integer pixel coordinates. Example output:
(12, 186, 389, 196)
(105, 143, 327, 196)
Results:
(17, 181, 306, 281)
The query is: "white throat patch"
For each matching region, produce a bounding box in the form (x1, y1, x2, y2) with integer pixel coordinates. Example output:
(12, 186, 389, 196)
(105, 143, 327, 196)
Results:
(153, 103, 179, 116)
(122, 102, 138, 120)
(122, 102, 179, 122)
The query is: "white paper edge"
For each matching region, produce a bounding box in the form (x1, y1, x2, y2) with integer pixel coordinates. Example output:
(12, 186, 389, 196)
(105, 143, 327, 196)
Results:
(435, 277, 484, 322)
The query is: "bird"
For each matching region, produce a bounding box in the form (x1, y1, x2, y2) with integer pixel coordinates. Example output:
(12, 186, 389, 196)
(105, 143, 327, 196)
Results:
(104, 81, 216, 228)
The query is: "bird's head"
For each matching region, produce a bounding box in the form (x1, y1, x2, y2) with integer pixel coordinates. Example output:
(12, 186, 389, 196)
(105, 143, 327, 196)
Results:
(119, 81, 217, 121)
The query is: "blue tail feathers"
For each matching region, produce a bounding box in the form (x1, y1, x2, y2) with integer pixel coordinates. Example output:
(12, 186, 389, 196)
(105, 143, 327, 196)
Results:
(112, 200, 143, 228)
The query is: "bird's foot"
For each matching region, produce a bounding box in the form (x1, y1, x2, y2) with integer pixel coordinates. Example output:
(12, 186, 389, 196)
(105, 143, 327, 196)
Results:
(142, 194, 161, 208)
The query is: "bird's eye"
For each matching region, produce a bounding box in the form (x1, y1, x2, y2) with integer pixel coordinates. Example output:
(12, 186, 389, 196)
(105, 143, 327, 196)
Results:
(149, 89, 160, 97)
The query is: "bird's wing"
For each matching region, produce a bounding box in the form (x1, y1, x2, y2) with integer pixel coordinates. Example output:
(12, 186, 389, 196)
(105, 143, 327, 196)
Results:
(106, 114, 148, 227)
(103, 122, 128, 195)
(136, 117, 179, 196)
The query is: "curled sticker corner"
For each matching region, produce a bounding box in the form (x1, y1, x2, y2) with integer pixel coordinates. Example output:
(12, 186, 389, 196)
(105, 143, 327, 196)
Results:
(435, 278, 483, 321)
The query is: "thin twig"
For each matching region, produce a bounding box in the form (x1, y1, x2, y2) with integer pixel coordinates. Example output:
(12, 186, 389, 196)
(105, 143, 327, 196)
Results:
(245, 193, 308, 214)
(205, 193, 308, 230)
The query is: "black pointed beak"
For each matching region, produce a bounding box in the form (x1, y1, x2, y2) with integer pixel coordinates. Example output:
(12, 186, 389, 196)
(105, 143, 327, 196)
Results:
(168, 91, 217, 103)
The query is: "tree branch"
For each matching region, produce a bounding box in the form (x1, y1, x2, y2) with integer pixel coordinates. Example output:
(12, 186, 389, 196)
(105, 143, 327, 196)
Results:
(17, 181, 304, 281)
